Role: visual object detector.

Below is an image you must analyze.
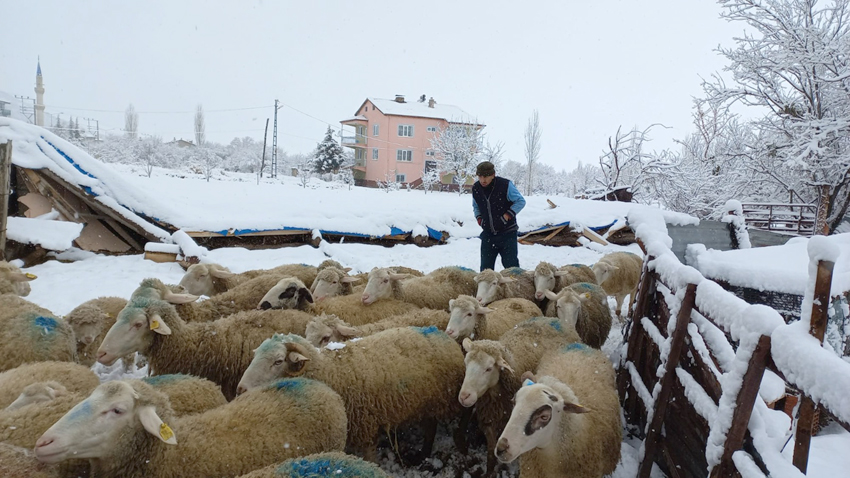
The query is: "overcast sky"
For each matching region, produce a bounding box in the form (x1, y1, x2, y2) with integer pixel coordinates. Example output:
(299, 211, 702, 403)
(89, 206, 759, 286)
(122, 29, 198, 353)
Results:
(1, 0, 745, 172)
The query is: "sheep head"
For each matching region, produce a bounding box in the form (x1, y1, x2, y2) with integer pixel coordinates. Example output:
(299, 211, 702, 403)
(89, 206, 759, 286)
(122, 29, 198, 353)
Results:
(495, 377, 589, 464)
(310, 267, 359, 302)
(5, 381, 68, 411)
(97, 299, 173, 366)
(533, 262, 558, 301)
(446, 295, 492, 340)
(591, 261, 618, 285)
(547, 289, 587, 328)
(257, 277, 314, 311)
(237, 334, 316, 395)
(35, 380, 176, 465)
(178, 263, 233, 297)
(0, 261, 36, 296)
(305, 314, 358, 347)
(458, 339, 513, 408)
(361, 267, 409, 305)
(66, 303, 108, 345)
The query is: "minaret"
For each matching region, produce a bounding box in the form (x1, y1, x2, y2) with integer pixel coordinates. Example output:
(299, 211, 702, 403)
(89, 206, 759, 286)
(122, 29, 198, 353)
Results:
(35, 58, 45, 126)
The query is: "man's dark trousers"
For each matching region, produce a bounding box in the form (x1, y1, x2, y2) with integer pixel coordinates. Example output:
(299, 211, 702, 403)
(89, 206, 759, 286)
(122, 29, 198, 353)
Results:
(480, 230, 519, 271)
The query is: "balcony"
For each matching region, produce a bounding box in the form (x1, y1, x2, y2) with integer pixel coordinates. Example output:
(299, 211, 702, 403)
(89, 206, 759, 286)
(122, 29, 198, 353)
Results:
(341, 134, 367, 147)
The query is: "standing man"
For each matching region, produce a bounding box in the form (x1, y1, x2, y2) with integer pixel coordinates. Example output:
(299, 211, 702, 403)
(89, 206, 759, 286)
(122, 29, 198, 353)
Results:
(472, 161, 526, 271)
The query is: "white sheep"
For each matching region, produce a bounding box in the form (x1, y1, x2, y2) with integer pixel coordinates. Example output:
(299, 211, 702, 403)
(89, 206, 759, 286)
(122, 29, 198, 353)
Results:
(310, 267, 361, 301)
(360, 265, 477, 310)
(178, 262, 321, 297)
(0, 361, 99, 409)
(34, 377, 348, 478)
(445, 295, 542, 341)
(543, 282, 612, 349)
(237, 328, 466, 463)
(139, 374, 227, 415)
(304, 309, 450, 347)
(474, 267, 537, 305)
(0, 298, 77, 372)
(0, 260, 36, 296)
(457, 317, 581, 476)
(495, 343, 621, 478)
(96, 296, 317, 400)
(592, 251, 643, 320)
(312, 294, 424, 326)
(63, 296, 130, 367)
(533, 261, 596, 302)
(257, 276, 316, 311)
(236, 451, 390, 478)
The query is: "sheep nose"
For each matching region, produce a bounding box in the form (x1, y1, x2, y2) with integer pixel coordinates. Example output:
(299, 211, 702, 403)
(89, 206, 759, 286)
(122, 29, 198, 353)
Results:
(83, 336, 94, 345)
(495, 437, 510, 457)
(35, 436, 54, 449)
(96, 350, 107, 361)
(361, 294, 370, 304)
(535, 291, 544, 300)
(258, 301, 272, 310)
(476, 297, 483, 303)
(446, 328, 455, 337)
(236, 384, 247, 395)
(458, 391, 475, 407)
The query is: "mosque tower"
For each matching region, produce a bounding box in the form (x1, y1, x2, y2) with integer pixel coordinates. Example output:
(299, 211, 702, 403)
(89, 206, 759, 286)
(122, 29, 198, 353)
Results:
(35, 58, 45, 126)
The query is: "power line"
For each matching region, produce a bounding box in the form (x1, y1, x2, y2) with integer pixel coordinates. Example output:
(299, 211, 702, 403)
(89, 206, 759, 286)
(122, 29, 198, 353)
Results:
(41, 104, 271, 114)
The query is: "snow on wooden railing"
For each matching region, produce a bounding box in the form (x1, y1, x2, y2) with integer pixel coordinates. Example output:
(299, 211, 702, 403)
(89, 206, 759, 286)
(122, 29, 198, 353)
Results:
(620, 208, 844, 478)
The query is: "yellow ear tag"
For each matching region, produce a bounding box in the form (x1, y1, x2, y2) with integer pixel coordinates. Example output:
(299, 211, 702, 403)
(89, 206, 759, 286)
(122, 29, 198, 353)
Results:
(150, 320, 160, 330)
(159, 423, 174, 441)
(25, 273, 37, 279)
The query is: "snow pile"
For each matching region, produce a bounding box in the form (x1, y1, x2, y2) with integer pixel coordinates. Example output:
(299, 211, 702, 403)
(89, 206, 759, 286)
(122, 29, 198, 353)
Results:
(6, 216, 83, 250)
(721, 199, 751, 249)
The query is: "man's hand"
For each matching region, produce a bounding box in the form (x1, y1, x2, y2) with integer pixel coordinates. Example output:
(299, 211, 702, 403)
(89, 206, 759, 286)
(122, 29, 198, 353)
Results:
(477, 217, 483, 226)
(502, 212, 512, 221)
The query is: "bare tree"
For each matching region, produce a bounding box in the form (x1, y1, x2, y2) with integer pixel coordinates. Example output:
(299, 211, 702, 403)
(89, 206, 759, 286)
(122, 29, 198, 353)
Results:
(597, 124, 670, 198)
(524, 110, 542, 195)
(138, 136, 163, 178)
(480, 140, 506, 171)
(194, 104, 205, 147)
(124, 104, 138, 140)
(429, 122, 484, 194)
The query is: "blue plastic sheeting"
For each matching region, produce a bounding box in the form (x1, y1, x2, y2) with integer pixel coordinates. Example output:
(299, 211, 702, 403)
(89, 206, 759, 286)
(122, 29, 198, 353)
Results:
(427, 226, 443, 240)
(518, 219, 618, 236)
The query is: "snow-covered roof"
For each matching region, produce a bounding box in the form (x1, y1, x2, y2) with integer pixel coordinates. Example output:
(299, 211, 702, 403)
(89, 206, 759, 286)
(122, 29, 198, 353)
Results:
(341, 115, 367, 123)
(6, 216, 83, 251)
(366, 97, 481, 125)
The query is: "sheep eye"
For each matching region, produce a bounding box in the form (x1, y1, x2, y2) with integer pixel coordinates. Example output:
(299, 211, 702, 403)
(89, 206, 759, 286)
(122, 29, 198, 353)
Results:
(485, 367, 493, 372)
(273, 359, 284, 366)
(133, 323, 143, 329)
(332, 281, 338, 284)
(467, 313, 473, 317)
(383, 279, 389, 284)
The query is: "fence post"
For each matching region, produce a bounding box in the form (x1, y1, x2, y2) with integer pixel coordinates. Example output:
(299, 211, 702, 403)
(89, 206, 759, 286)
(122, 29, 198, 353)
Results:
(0, 140, 12, 261)
(792, 259, 835, 473)
(637, 282, 697, 478)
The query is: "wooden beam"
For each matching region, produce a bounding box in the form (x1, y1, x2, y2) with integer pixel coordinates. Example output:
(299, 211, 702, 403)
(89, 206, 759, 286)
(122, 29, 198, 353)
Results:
(103, 218, 144, 251)
(710, 334, 771, 478)
(0, 141, 11, 260)
(20, 169, 81, 223)
(582, 226, 609, 245)
(793, 259, 835, 473)
(542, 225, 566, 241)
(637, 282, 697, 478)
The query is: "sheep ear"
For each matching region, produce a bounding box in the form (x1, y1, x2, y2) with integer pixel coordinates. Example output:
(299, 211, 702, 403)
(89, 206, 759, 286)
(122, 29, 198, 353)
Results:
(335, 324, 359, 338)
(341, 276, 359, 284)
(461, 337, 474, 352)
(298, 287, 314, 304)
(563, 402, 592, 414)
(288, 351, 309, 363)
(448, 299, 455, 309)
(497, 357, 514, 374)
(149, 314, 172, 335)
(388, 273, 411, 281)
(209, 268, 235, 279)
(138, 405, 177, 445)
(520, 371, 536, 383)
(162, 290, 199, 304)
(499, 276, 516, 284)
(543, 290, 559, 300)
(578, 292, 592, 302)
(343, 267, 352, 273)
(476, 305, 494, 315)
(553, 270, 569, 277)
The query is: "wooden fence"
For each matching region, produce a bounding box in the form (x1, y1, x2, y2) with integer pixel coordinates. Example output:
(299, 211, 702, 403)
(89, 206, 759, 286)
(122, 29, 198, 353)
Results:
(618, 225, 849, 478)
(741, 203, 816, 236)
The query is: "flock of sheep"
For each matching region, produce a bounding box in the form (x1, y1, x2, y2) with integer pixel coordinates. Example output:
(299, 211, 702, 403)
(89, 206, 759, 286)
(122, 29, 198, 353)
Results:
(0, 251, 643, 478)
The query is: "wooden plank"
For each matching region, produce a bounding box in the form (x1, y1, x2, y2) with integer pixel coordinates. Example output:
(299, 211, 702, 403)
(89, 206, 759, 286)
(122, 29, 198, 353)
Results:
(792, 259, 835, 473)
(619, 258, 655, 422)
(0, 141, 11, 260)
(184, 229, 311, 238)
(103, 218, 144, 251)
(637, 282, 697, 478)
(710, 334, 771, 478)
(542, 225, 566, 241)
(20, 169, 80, 223)
(582, 226, 609, 245)
(144, 251, 178, 263)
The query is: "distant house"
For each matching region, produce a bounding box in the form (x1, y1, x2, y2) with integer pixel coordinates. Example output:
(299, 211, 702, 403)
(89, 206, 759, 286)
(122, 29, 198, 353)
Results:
(167, 138, 195, 148)
(340, 94, 482, 188)
(0, 100, 11, 118)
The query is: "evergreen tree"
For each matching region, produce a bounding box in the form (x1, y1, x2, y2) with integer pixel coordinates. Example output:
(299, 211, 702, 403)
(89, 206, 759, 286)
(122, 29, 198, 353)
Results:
(312, 126, 344, 174)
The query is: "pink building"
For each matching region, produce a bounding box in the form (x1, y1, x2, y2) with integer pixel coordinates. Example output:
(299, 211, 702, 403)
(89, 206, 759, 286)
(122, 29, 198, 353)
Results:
(340, 95, 482, 188)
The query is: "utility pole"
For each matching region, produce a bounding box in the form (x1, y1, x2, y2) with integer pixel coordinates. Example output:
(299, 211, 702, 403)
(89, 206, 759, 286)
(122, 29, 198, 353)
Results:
(15, 96, 35, 124)
(272, 99, 279, 178)
(0, 141, 12, 260)
(261, 118, 269, 179)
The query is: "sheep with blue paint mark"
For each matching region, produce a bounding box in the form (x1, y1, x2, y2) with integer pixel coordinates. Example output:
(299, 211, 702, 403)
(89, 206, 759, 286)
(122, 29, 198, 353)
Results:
(474, 267, 537, 306)
(304, 309, 450, 347)
(235, 451, 390, 478)
(457, 316, 581, 476)
(445, 295, 542, 341)
(96, 296, 317, 400)
(140, 374, 227, 415)
(0, 261, 36, 296)
(237, 327, 466, 463)
(34, 377, 347, 478)
(0, 298, 77, 372)
(360, 265, 477, 311)
(495, 343, 621, 477)
(179, 262, 322, 298)
(543, 282, 612, 348)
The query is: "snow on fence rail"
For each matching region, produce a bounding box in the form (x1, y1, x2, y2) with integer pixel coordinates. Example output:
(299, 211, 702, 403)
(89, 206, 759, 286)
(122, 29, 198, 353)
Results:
(618, 209, 849, 478)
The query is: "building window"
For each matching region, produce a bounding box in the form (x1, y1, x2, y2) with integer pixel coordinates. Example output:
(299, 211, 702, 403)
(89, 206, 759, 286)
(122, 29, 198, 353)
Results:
(425, 160, 437, 172)
(373, 124, 379, 136)
(372, 148, 379, 160)
(425, 150, 435, 157)
(427, 126, 437, 132)
(356, 149, 365, 160)
(398, 124, 414, 137)
(396, 173, 406, 183)
(396, 149, 413, 162)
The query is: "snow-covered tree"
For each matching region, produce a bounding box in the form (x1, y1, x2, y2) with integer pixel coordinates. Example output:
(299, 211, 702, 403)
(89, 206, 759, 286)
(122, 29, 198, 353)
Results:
(192, 146, 221, 182)
(138, 136, 164, 178)
(524, 110, 542, 196)
(429, 122, 483, 194)
(312, 126, 344, 174)
(597, 124, 670, 201)
(498, 160, 528, 193)
(704, 0, 850, 234)
(125, 104, 139, 140)
(377, 171, 401, 193)
(420, 162, 442, 194)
